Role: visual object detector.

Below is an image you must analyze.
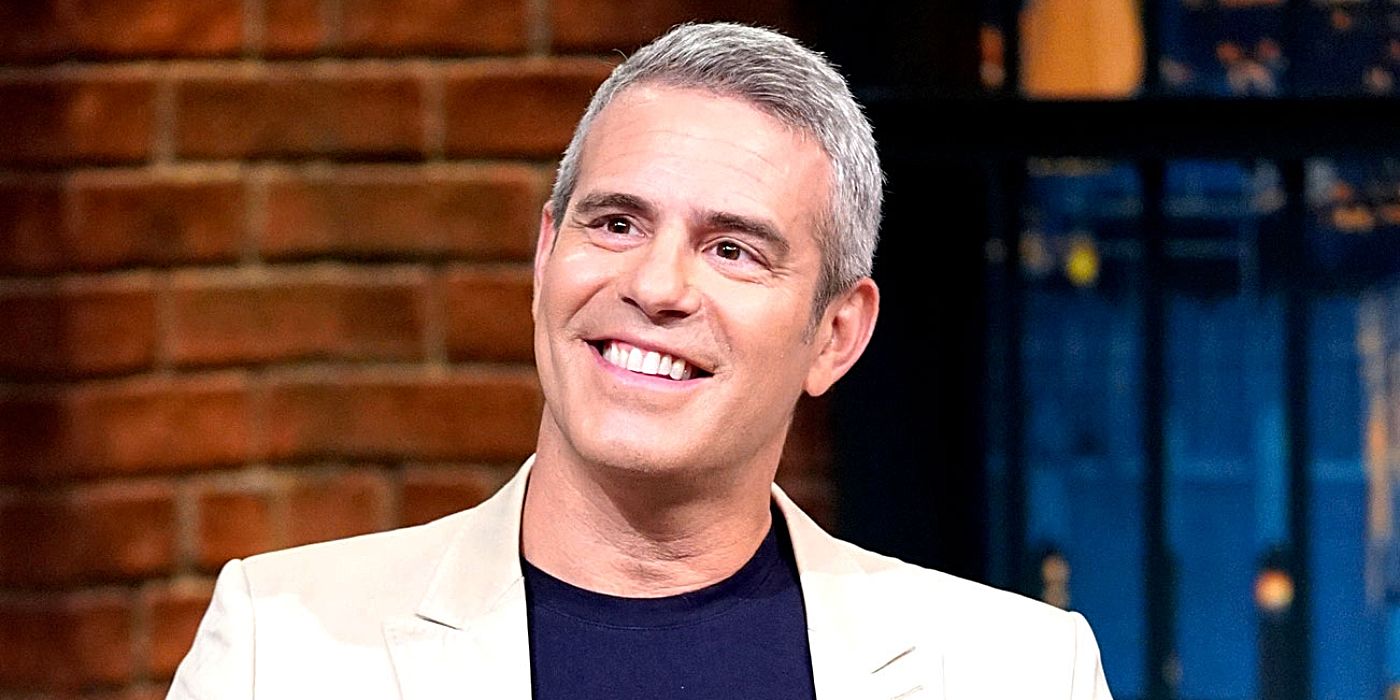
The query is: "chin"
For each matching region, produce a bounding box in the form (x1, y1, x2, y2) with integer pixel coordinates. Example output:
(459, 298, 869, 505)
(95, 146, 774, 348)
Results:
(539, 390, 788, 489)
(575, 433, 705, 479)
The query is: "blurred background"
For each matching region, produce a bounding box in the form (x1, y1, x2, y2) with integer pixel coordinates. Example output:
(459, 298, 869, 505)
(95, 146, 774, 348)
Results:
(0, 1, 1397, 699)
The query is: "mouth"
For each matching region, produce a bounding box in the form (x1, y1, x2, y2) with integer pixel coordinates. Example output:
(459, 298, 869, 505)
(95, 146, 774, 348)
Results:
(587, 339, 714, 382)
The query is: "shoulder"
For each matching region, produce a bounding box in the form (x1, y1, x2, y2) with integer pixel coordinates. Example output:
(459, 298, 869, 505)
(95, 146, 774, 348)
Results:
(236, 508, 471, 614)
(840, 540, 1076, 634)
(779, 497, 1113, 695)
(778, 488, 1086, 657)
(833, 539, 1104, 692)
(170, 511, 479, 700)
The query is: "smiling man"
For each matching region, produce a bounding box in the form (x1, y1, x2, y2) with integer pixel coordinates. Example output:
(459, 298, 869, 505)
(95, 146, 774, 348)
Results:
(170, 23, 1112, 700)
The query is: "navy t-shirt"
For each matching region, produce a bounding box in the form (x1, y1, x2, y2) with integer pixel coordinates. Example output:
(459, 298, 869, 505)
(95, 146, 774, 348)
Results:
(522, 510, 817, 699)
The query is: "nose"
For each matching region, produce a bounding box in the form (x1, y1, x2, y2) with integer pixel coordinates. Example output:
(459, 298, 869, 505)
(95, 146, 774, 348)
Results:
(620, 228, 701, 323)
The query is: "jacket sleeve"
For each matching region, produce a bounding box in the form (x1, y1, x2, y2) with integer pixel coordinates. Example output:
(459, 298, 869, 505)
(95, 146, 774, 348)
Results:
(1069, 611, 1113, 699)
(167, 560, 255, 700)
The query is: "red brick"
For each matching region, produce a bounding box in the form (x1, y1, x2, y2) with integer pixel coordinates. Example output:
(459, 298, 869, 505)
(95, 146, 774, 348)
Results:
(0, 279, 158, 379)
(442, 59, 614, 158)
(0, 175, 243, 274)
(261, 0, 528, 58)
(0, 0, 242, 62)
(262, 370, 541, 463)
(74, 0, 244, 58)
(0, 76, 156, 165)
(69, 174, 245, 270)
(168, 270, 427, 367)
(340, 0, 528, 55)
(196, 483, 278, 570)
(0, 4, 69, 62)
(127, 685, 173, 700)
(262, 0, 327, 56)
(261, 165, 543, 261)
(286, 469, 391, 546)
(441, 266, 535, 363)
(776, 394, 832, 481)
(68, 684, 173, 700)
(0, 179, 66, 273)
(72, 686, 171, 700)
(0, 482, 176, 586)
(0, 591, 133, 690)
(143, 580, 214, 679)
(0, 375, 253, 482)
(400, 463, 513, 526)
(175, 71, 424, 160)
(776, 396, 834, 528)
(773, 474, 834, 531)
(550, 0, 797, 52)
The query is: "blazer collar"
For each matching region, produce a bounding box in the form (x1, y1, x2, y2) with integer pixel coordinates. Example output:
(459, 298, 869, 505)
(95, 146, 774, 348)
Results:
(415, 455, 534, 630)
(774, 484, 942, 699)
(386, 457, 941, 700)
(383, 456, 535, 700)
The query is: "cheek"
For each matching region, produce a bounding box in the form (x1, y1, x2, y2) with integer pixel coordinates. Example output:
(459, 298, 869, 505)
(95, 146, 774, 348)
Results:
(720, 297, 818, 382)
(538, 252, 611, 324)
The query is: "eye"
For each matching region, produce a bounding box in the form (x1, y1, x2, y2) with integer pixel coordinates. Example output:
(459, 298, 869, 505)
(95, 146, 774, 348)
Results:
(604, 217, 632, 235)
(713, 241, 745, 261)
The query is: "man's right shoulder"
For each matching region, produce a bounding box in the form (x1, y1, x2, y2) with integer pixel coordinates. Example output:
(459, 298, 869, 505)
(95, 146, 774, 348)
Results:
(169, 507, 492, 700)
(236, 507, 473, 609)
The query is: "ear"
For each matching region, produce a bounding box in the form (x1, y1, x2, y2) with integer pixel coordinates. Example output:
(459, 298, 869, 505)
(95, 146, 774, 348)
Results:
(532, 202, 558, 322)
(803, 277, 880, 397)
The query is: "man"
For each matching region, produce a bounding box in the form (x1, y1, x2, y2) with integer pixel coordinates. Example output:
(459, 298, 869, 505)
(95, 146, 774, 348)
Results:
(170, 22, 1113, 699)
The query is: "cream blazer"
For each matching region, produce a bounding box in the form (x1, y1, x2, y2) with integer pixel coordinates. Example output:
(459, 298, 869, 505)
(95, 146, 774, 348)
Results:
(169, 458, 1113, 699)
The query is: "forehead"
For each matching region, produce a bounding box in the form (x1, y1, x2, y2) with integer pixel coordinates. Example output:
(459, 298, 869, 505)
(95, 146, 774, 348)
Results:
(572, 85, 832, 238)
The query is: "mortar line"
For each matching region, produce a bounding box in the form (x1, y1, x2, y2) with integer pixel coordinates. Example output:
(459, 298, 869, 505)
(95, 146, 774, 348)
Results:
(527, 0, 552, 56)
(422, 62, 446, 162)
(151, 71, 178, 167)
(243, 0, 265, 57)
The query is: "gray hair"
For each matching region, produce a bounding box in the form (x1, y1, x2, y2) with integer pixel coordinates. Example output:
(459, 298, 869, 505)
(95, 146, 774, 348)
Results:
(548, 22, 883, 310)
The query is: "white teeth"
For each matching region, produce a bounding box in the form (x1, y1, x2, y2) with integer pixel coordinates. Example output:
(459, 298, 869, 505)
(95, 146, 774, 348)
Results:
(599, 341, 698, 381)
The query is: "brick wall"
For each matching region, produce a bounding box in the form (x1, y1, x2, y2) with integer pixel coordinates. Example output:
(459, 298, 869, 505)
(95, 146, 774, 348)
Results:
(0, 2, 832, 697)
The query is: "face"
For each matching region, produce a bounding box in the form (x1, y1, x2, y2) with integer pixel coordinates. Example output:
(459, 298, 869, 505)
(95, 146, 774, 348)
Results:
(532, 85, 877, 480)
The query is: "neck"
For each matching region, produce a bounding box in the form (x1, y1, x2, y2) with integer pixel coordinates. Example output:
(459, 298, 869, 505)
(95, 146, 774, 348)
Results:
(521, 430, 778, 597)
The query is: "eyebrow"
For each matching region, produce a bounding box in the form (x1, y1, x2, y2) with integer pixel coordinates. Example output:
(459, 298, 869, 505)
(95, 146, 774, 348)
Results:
(700, 210, 791, 258)
(571, 191, 792, 259)
(571, 192, 656, 219)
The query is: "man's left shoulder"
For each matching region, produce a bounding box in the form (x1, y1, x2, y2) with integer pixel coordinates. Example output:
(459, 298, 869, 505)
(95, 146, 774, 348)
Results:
(843, 541, 1073, 631)
(833, 539, 1106, 687)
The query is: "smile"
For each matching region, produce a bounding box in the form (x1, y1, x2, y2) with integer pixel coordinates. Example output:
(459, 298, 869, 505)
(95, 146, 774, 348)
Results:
(592, 340, 711, 381)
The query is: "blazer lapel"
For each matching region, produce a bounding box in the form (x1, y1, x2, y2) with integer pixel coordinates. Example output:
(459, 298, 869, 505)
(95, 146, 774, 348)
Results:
(384, 459, 536, 700)
(383, 463, 944, 700)
(383, 605, 530, 700)
(775, 486, 946, 700)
